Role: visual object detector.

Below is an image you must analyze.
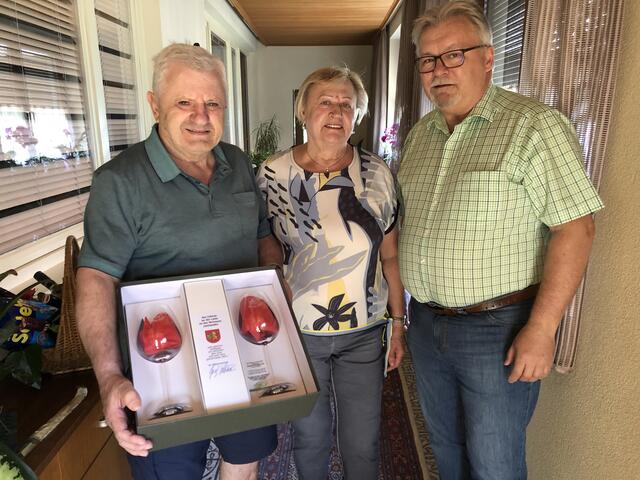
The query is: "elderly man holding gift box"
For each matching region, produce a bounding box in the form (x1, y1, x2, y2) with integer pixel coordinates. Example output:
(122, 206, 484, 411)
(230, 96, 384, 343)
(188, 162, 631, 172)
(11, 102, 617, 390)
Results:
(76, 44, 283, 480)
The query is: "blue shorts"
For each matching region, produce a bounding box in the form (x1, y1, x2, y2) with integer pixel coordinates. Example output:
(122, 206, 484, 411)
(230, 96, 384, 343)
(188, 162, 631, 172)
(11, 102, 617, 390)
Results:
(127, 425, 277, 479)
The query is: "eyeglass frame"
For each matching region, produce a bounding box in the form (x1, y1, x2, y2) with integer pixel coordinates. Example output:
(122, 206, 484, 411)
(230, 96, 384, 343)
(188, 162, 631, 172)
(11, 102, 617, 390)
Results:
(414, 45, 490, 74)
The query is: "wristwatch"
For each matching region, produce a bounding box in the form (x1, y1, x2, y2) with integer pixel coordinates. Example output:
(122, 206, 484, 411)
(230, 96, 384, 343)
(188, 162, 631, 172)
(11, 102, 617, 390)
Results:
(391, 314, 407, 327)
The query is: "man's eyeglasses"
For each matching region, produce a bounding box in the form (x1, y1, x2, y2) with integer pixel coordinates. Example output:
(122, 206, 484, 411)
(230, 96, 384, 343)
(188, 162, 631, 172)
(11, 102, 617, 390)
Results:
(415, 45, 489, 74)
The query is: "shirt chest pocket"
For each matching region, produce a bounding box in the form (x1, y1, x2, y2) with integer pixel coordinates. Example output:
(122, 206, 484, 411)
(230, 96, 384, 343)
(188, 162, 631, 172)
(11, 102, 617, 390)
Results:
(443, 171, 528, 227)
(232, 191, 259, 237)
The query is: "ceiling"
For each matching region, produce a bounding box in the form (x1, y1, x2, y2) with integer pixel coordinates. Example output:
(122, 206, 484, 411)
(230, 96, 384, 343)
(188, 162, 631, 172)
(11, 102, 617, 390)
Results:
(228, 0, 401, 46)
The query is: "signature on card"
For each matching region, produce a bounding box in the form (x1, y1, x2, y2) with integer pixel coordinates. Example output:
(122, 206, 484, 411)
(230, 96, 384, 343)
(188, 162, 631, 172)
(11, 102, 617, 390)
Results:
(209, 362, 235, 379)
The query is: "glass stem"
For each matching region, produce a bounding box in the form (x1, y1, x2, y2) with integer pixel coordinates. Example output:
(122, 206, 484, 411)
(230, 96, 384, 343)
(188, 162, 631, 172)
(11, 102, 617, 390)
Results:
(158, 362, 170, 405)
(263, 344, 274, 385)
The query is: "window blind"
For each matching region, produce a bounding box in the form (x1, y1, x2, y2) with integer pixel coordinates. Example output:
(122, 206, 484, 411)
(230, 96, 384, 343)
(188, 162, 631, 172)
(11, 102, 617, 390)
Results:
(0, 0, 92, 254)
(486, 0, 526, 91)
(94, 0, 140, 159)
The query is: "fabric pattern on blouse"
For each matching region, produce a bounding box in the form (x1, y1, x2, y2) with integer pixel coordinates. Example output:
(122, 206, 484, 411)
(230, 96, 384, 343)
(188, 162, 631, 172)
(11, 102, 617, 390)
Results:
(257, 146, 397, 335)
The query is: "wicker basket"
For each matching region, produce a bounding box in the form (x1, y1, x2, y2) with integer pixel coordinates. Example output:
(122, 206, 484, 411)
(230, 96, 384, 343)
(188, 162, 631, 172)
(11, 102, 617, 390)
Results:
(42, 236, 92, 374)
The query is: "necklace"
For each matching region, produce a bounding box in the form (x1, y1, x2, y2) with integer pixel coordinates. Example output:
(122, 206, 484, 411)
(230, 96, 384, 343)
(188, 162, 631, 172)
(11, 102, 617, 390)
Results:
(305, 145, 351, 174)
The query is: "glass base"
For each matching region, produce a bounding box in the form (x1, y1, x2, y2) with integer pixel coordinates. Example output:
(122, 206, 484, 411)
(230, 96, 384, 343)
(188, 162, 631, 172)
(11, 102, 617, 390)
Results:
(150, 403, 193, 420)
(255, 383, 296, 397)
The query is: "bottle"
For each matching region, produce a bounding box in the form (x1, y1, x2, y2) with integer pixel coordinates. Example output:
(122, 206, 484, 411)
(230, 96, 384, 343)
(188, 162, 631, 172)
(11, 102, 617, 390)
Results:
(33, 271, 62, 309)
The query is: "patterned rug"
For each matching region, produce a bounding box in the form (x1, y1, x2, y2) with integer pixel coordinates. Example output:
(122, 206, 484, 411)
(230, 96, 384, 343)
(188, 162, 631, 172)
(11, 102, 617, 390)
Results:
(397, 351, 440, 480)
(203, 351, 439, 479)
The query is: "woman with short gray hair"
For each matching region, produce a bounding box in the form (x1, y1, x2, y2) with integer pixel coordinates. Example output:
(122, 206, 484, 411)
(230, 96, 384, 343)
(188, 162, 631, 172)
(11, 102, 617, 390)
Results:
(257, 66, 406, 479)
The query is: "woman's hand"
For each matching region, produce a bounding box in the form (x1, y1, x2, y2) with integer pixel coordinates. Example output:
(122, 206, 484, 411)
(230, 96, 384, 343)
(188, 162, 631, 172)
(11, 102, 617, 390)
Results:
(386, 323, 405, 371)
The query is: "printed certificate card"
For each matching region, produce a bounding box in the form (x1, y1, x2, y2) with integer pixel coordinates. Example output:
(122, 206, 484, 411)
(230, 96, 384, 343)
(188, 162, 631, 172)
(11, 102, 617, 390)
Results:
(183, 279, 251, 412)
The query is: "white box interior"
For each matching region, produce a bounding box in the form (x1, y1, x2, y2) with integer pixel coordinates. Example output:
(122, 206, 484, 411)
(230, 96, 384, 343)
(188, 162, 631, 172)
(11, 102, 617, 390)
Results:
(120, 269, 316, 427)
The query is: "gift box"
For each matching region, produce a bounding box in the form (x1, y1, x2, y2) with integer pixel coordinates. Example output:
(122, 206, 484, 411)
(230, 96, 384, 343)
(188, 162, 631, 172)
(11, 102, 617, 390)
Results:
(118, 266, 319, 451)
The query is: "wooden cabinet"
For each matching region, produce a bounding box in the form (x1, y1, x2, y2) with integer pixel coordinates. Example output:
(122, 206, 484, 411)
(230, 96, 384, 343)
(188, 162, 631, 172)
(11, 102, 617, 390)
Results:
(82, 435, 131, 480)
(0, 371, 131, 480)
(37, 399, 131, 480)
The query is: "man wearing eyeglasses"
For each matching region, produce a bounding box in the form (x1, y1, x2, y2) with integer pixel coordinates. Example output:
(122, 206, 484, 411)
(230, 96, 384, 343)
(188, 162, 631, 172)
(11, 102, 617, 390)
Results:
(397, 1, 603, 478)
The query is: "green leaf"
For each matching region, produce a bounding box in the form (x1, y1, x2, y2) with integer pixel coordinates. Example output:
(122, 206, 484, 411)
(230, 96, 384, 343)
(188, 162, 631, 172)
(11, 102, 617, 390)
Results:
(0, 441, 34, 480)
(0, 455, 23, 480)
(251, 115, 281, 168)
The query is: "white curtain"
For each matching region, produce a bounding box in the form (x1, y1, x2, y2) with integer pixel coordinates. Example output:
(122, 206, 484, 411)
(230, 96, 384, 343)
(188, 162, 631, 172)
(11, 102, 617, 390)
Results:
(519, 0, 624, 372)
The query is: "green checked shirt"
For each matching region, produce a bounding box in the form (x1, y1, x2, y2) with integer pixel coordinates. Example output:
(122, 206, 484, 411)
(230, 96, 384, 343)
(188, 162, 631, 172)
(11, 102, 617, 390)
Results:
(397, 84, 604, 307)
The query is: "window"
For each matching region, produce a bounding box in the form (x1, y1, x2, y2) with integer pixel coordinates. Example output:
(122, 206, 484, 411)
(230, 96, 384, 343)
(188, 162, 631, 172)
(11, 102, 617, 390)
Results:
(94, 0, 140, 158)
(231, 48, 240, 144)
(210, 32, 232, 145)
(0, 0, 92, 255)
(209, 28, 249, 150)
(0, 0, 142, 256)
(292, 89, 304, 146)
(387, 24, 402, 130)
(486, 0, 526, 91)
(240, 52, 250, 152)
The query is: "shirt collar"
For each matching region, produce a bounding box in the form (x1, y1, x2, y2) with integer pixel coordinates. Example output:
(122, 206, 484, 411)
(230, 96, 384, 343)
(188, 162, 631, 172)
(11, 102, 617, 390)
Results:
(466, 83, 498, 123)
(426, 83, 498, 134)
(144, 124, 231, 183)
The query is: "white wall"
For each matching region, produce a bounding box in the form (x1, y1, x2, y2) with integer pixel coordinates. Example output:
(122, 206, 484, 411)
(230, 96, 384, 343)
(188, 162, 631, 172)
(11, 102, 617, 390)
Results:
(246, 45, 374, 151)
(158, 0, 206, 46)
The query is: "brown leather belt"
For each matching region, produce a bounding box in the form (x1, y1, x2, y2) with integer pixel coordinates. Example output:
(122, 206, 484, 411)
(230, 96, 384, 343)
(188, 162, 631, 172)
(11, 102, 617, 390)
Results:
(425, 284, 539, 316)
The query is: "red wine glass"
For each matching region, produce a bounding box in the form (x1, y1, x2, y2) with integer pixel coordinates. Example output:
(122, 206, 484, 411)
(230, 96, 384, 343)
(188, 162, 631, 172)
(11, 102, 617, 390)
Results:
(136, 305, 191, 418)
(238, 295, 293, 396)
(238, 295, 280, 346)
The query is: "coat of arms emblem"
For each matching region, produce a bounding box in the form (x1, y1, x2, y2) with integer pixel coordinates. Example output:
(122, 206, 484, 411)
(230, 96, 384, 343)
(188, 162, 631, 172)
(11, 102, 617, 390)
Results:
(205, 329, 221, 343)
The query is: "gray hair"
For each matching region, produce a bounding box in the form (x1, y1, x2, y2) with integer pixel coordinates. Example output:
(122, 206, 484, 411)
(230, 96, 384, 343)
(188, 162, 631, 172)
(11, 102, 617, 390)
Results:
(151, 43, 227, 96)
(295, 66, 369, 125)
(412, 0, 493, 55)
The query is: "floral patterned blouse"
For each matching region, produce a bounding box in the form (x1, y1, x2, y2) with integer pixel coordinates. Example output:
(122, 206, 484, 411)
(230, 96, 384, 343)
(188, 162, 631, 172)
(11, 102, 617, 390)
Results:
(257, 145, 397, 335)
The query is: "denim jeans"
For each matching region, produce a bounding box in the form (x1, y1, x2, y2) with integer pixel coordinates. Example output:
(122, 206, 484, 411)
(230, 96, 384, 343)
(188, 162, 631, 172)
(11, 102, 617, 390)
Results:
(293, 326, 385, 480)
(406, 298, 540, 480)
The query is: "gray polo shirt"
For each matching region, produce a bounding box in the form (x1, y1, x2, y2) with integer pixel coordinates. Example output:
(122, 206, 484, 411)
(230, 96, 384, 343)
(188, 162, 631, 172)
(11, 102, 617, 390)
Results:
(79, 125, 270, 281)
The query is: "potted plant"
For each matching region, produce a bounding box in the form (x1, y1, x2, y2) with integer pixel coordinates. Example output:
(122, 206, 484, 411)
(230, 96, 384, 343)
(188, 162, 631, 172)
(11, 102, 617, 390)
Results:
(0, 441, 36, 480)
(250, 116, 280, 170)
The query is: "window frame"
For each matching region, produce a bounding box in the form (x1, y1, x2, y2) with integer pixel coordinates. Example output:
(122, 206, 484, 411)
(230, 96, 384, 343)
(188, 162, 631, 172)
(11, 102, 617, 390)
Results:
(204, 4, 258, 153)
(207, 26, 247, 149)
(77, 0, 147, 168)
(387, 22, 402, 130)
(485, 0, 526, 91)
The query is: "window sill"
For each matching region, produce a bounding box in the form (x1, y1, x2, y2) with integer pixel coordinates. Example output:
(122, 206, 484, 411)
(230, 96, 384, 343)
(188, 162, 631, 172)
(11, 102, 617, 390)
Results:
(0, 224, 84, 291)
